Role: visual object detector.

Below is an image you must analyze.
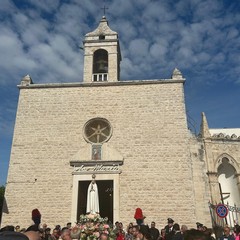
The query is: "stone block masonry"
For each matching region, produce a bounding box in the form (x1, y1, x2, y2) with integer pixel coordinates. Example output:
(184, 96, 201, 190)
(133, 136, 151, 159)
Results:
(2, 79, 210, 228)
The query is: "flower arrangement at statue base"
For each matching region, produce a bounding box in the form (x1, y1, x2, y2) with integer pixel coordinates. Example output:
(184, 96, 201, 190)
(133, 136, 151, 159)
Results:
(71, 213, 116, 240)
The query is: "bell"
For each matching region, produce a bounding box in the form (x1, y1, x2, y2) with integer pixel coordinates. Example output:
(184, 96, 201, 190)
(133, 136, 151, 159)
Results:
(97, 59, 108, 73)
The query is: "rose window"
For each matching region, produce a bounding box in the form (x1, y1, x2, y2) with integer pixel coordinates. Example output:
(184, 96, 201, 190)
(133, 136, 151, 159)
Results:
(84, 118, 112, 144)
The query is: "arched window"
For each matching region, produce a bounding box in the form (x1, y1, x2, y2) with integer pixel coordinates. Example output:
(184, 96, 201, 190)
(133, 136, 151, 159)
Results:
(218, 157, 240, 205)
(93, 49, 108, 73)
(92, 49, 108, 81)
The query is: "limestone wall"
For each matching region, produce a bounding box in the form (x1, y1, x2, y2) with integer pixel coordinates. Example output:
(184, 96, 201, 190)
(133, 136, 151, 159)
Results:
(188, 134, 211, 226)
(2, 80, 210, 228)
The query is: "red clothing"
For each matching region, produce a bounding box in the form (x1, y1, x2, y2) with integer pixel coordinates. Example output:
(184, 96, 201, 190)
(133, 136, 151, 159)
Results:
(117, 233, 125, 240)
(134, 208, 144, 220)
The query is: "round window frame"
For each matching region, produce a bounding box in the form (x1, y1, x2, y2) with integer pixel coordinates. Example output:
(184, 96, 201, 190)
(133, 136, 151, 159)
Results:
(83, 118, 112, 144)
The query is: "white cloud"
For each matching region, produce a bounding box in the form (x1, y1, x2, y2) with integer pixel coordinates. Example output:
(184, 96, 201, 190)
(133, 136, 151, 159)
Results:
(0, 0, 240, 185)
(143, 1, 177, 22)
(113, 20, 138, 44)
(192, 0, 223, 21)
(149, 43, 167, 59)
(129, 38, 149, 61)
(109, 0, 135, 17)
(226, 27, 239, 41)
(1, 0, 15, 12)
(27, 0, 60, 13)
(0, 0, 238, 86)
(0, 28, 37, 83)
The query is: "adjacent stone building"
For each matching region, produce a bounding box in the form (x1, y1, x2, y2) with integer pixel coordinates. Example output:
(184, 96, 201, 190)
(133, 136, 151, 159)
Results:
(2, 16, 240, 229)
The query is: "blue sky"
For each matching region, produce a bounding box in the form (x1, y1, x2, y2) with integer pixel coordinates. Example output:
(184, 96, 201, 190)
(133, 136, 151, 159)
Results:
(0, 0, 240, 185)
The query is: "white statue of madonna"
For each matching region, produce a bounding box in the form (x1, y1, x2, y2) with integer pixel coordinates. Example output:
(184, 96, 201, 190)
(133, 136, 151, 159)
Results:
(86, 174, 99, 214)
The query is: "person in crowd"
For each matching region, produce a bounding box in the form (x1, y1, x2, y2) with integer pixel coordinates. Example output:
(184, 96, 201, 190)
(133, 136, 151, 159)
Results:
(100, 232, 109, 240)
(60, 228, 72, 240)
(138, 225, 151, 240)
(125, 226, 133, 240)
(42, 224, 48, 232)
(0, 225, 15, 232)
(184, 229, 206, 240)
(25, 224, 42, 240)
(116, 222, 125, 240)
(172, 224, 183, 240)
(180, 225, 188, 235)
(45, 228, 51, 240)
(70, 225, 81, 239)
(116, 229, 125, 240)
(132, 225, 140, 240)
(149, 221, 160, 240)
(165, 218, 175, 240)
(203, 228, 215, 240)
(235, 225, 240, 240)
(114, 222, 120, 234)
(0, 231, 29, 240)
(15, 225, 21, 232)
(119, 222, 125, 233)
(196, 223, 204, 232)
(41, 224, 47, 239)
(32, 209, 41, 227)
(160, 229, 166, 240)
(55, 225, 61, 239)
(219, 226, 234, 240)
(26, 225, 40, 232)
(38, 228, 45, 240)
(128, 223, 134, 228)
(49, 228, 60, 240)
(66, 223, 72, 229)
(115, 222, 120, 229)
(134, 208, 145, 226)
(24, 230, 41, 240)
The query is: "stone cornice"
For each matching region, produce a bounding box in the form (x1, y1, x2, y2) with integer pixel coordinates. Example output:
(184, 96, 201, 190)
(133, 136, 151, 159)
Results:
(83, 39, 118, 44)
(18, 79, 185, 89)
(211, 134, 240, 141)
(199, 135, 240, 142)
(207, 171, 218, 176)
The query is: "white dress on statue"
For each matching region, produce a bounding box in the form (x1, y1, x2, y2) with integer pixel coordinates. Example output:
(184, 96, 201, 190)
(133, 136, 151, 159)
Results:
(86, 181, 99, 214)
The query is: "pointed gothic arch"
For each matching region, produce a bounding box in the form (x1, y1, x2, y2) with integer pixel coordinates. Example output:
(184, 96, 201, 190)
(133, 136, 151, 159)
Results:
(215, 153, 239, 173)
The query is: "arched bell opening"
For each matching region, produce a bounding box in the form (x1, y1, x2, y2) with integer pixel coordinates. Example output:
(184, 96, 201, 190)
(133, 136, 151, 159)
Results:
(92, 49, 108, 81)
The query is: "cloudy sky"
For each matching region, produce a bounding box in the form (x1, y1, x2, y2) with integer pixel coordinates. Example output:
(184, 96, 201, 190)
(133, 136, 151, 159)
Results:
(0, 0, 240, 185)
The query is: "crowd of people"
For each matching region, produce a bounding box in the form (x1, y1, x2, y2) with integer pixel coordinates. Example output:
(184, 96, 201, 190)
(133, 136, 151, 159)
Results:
(0, 219, 239, 240)
(0, 208, 239, 240)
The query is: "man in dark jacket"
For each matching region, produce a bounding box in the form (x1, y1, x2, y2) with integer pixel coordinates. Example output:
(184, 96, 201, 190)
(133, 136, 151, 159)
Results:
(150, 222, 160, 240)
(165, 218, 175, 240)
(172, 224, 183, 240)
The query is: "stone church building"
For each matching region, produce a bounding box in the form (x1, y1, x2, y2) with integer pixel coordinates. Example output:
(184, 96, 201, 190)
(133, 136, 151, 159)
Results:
(2, 16, 240, 228)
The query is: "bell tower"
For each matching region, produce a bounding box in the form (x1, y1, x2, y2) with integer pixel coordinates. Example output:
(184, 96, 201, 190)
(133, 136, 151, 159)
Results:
(83, 16, 121, 82)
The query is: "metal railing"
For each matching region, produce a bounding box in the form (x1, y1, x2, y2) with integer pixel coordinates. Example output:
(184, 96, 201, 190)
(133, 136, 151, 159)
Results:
(209, 202, 240, 228)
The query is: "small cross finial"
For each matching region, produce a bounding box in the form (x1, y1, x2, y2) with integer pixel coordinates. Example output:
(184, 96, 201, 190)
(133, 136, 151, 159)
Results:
(101, 5, 108, 15)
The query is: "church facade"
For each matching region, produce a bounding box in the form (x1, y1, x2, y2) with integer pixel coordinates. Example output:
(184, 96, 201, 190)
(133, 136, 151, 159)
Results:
(2, 17, 240, 228)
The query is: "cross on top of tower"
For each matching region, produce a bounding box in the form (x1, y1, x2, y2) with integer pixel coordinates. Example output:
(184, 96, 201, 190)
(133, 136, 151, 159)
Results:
(101, 5, 108, 16)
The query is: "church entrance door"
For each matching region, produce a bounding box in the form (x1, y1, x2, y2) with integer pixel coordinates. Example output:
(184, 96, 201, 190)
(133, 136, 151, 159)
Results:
(77, 180, 113, 223)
